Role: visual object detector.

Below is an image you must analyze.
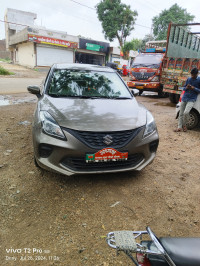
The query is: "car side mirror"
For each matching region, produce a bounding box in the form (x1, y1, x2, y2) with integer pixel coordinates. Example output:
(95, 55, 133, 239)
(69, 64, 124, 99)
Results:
(27, 85, 41, 98)
(131, 89, 139, 97)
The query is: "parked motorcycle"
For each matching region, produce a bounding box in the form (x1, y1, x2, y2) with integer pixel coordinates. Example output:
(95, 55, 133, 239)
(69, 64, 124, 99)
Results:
(106, 227, 200, 266)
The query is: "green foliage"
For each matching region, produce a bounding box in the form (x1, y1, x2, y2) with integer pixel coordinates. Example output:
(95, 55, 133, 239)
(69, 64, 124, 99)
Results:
(152, 4, 195, 40)
(96, 0, 138, 49)
(0, 58, 11, 63)
(122, 39, 143, 59)
(0, 65, 14, 75)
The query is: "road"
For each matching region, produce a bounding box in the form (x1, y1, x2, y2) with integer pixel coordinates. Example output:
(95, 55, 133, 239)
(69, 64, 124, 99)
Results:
(0, 78, 44, 94)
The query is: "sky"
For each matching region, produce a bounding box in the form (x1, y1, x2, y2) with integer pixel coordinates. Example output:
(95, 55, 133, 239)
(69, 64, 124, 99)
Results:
(1, 0, 200, 47)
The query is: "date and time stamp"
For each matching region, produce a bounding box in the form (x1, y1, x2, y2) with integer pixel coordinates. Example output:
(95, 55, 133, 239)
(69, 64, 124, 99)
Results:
(5, 248, 60, 262)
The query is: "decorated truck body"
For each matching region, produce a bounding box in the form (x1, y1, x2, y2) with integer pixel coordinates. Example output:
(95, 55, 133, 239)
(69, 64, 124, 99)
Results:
(161, 23, 200, 103)
(127, 40, 166, 97)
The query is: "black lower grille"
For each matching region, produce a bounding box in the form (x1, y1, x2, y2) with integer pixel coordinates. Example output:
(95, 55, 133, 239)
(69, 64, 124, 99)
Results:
(61, 154, 144, 171)
(62, 127, 143, 149)
(131, 71, 155, 81)
(149, 140, 159, 153)
(39, 144, 53, 158)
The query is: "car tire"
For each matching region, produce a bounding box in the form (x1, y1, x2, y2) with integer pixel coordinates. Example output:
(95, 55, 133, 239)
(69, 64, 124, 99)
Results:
(186, 110, 199, 129)
(169, 93, 180, 103)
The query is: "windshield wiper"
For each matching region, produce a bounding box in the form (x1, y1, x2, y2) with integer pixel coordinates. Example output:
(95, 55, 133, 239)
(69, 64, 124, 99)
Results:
(114, 97, 131, 99)
(48, 93, 60, 97)
(75, 96, 101, 99)
(132, 64, 159, 68)
(147, 63, 159, 68)
(132, 64, 144, 67)
(103, 96, 131, 99)
(48, 94, 131, 99)
(48, 94, 79, 98)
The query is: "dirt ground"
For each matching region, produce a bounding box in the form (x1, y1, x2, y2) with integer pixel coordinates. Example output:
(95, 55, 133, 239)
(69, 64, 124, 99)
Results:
(0, 64, 200, 265)
(0, 61, 48, 78)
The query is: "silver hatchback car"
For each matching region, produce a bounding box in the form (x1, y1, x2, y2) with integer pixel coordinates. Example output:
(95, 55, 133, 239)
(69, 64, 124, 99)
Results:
(28, 64, 159, 176)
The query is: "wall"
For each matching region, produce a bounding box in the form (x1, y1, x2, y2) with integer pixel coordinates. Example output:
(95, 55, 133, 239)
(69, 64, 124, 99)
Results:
(17, 42, 35, 67)
(0, 39, 11, 59)
(0, 51, 11, 59)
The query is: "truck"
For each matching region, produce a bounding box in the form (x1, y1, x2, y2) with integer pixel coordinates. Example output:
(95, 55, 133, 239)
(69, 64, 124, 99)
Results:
(161, 23, 200, 103)
(128, 23, 200, 102)
(127, 40, 167, 97)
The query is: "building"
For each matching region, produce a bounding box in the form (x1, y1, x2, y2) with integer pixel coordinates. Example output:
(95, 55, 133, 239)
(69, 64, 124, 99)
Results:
(5, 8, 79, 67)
(4, 8, 109, 68)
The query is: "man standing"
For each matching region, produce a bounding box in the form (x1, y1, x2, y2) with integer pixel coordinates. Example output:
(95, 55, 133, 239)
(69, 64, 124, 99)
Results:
(174, 67, 200, 132)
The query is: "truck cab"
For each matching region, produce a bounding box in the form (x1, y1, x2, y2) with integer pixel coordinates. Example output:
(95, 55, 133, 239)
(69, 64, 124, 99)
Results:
(127, 42, 166, 97)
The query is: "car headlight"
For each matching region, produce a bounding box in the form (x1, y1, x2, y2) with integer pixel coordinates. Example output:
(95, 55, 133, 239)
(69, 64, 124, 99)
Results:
(143, 111, 157, 137)
(151, 76, 159, 82)
(40, 111, 66, 140)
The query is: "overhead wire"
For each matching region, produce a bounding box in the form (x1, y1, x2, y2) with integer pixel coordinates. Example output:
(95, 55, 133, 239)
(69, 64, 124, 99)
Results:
(68, 0, 96, 10)
(67, 0, 152, 29)
(0, 0, 154, 35)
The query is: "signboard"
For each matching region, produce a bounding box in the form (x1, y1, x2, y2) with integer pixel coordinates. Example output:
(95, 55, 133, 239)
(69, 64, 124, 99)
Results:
(28, 34, 78, 49)
(86, 43, 104, 51)
(79, 38, 109, 53)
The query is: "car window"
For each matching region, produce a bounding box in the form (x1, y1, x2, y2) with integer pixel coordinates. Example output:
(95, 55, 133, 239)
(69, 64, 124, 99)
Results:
(48, 69, 132, 99)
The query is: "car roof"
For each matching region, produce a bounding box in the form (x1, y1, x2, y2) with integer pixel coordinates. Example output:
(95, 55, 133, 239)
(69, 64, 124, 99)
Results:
(52, 63, 116, 73)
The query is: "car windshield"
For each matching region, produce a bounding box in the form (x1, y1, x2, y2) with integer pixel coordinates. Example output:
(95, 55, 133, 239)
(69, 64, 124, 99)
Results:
(48, 69, 132, 99)
(132, 53, 163, 68)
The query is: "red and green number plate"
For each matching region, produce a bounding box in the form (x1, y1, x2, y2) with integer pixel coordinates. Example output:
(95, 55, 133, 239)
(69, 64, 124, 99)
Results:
(86, 148, 128, 163)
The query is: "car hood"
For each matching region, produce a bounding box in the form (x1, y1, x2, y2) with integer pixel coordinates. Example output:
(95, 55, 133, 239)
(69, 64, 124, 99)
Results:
(39, 95, 147, 131)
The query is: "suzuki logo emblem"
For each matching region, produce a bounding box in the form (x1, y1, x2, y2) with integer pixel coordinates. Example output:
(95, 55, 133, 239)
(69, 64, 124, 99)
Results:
(103, 135, 113, 145)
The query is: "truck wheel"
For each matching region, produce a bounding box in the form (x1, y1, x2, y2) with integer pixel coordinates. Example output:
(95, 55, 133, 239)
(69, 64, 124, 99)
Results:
(158, 86, 168, 98)
(186, 110, 199, 129)
(139, 90, 143, 96)
(169, 93, 179, 103)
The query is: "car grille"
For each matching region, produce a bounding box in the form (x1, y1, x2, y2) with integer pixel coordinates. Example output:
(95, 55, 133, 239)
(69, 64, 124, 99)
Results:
(61, 153, 144, 171)
(62, 127, 144, 149)
(131, 71, 155, 81)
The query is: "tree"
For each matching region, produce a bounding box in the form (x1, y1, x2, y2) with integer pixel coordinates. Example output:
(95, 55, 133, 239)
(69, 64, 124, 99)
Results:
(152, 4, 194, 40)
(122, 39, 142, 59)
(96, 0, 138, 50)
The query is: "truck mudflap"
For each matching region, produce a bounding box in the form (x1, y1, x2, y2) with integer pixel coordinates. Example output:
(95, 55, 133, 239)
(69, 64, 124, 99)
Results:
(127, 81, 160, 90)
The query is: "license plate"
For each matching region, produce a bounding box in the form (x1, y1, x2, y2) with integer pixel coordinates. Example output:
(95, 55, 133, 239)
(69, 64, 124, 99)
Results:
(86, 148, 128, 163)
(136, 86, 144, 89)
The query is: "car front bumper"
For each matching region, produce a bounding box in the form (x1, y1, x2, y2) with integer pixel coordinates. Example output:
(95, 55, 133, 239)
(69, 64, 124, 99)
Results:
(33, 125, 159, 176)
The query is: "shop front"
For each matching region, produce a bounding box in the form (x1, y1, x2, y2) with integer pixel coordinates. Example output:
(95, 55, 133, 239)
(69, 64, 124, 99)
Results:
(28, 32, 78, 66)
(76, 38, 109, 65)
